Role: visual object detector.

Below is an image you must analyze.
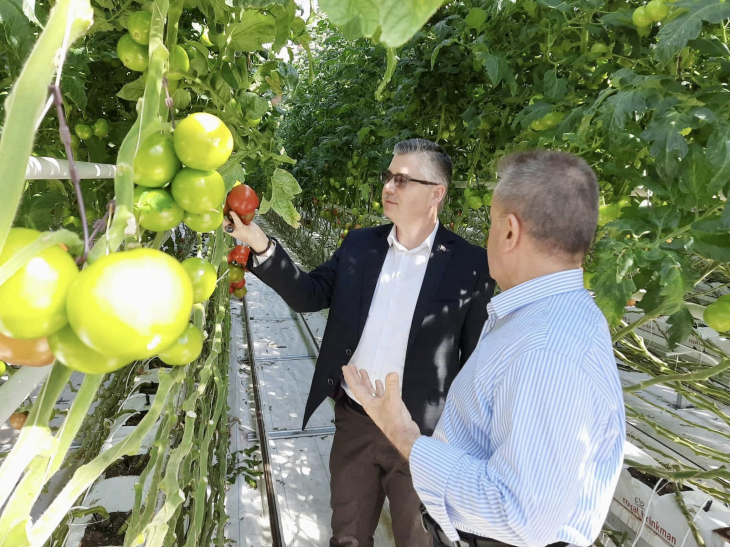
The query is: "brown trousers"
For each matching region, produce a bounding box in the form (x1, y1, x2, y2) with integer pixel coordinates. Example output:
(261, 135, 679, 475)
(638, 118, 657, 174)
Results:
(329, 396, 432, 547)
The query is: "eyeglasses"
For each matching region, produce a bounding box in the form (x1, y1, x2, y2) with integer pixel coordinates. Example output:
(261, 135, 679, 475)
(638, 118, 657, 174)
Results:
(380, 170, 440, 189)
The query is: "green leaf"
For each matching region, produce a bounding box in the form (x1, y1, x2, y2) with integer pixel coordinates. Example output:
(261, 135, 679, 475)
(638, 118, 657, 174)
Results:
(259, 168, 302, 227)
(61, 74, 88, 112)
(640, 113, 689, 182)
(218, 156, 246, 192)
(18, 192, 66, 231)
(226, 11, 276, 52)
(482, 53, 516, 93)
(117, 76, 147, 101)
(465, 8, 487, 33)
(359, 183, 370, 201)
(657, 256, 692, 316)
(666, 307, 694, 349)
(692, 203, 730, 233)
(240, 91, 269, 119)
(691, 233, 730, 261)
(601, 89, 651, 135)
(271, 0, 296, 51)
(679, 143, 714, 199)
(376, 47, 398, 101)
(318, 0, 445, 47)
(0, 0, 33, 62)
(543, 70, 568, 100)
(592, 243, 637, 326)
(431, 38, 458, 69)
(706, 125, 730, 195)
(654, 0, 730, 64)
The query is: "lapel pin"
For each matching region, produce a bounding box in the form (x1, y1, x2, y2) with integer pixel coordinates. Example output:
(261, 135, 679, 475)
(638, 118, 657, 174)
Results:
(438, 245, 446, 252)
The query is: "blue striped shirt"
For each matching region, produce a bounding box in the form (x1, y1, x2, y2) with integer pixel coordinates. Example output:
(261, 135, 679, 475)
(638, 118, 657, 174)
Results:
(410, 269, 625, 546)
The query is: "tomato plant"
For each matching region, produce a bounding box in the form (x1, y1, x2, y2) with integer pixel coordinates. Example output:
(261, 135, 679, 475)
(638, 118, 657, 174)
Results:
(133, 187, 185, 232)
(171, 168, 226, 214)
(181, 257, 218, 303)
(173, 112, 234, 170)
(127, 11, 152, 45)
(134, 132, 181, 187)
(158, 324, 204, 366)
(117, 34, 149, 72)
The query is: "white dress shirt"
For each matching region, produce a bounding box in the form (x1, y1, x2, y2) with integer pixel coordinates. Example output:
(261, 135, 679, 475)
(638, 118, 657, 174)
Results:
(342, 221, 439, 404)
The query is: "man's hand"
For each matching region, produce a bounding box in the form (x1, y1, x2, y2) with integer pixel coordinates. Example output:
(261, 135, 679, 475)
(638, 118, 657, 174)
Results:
(342, 365, 422, 459)
(222, 211, 269, 253)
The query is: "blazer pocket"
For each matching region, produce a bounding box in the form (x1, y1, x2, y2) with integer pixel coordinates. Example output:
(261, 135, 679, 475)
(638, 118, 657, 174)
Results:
(428, 389, 447, 406)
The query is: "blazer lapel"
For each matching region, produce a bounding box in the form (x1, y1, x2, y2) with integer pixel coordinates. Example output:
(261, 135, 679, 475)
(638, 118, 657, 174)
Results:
(407, 224, 455, 352)
(358, 224, 391, 337)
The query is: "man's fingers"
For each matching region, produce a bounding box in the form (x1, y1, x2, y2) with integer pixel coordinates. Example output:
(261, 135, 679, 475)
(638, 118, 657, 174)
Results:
(342, 365, 361, 387)
(358, 369, 377, 395)
(384, 372, 400, 395)
(230, 210, 246, 230)
(375, 380, 385, 398)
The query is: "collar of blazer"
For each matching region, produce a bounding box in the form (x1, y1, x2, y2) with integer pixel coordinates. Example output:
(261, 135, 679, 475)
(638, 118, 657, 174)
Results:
(358, 223, 456, 346)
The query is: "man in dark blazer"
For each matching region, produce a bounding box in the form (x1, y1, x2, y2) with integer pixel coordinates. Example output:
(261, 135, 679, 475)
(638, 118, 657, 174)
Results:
(223, 138, 494, 547)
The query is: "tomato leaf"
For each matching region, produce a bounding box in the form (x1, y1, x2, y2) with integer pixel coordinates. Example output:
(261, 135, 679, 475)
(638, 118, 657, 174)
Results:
(226, 11, 276, 52)
(240, 91, 269, 119)
(259, 169, 302, 228)
(592, 241, 637, 326)
(691, 233, 730, 262)
(376, 47, 398, 101)
(666, 306, 694, 349)
(654, 0, 730, 64)
(319, 0, 445, 47)
(271, 0, 296, 52)
(641, 112, 690, 182)
(692, 203, 730, 234)
(218, 156, 246, 193)
(543, 70, 568, 100)
(117, 76, 147, 101)
(482, 53, 517, 93)
(706, 125, 730, 195)
(0, 0, 33, 63)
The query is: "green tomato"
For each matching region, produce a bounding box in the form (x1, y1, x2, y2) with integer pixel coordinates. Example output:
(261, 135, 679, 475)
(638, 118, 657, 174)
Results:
(530, 118, 545, 131)
(134, 132, 181, 187)
(482, 193, 493, 207)
(632, 6, 653, 28)
(173, 88, 191, 110)
(646, 0, 669, 22)
(168, 44, 190, 80)
(233, 286, 248, 298)
(133, 186, 184, 232)
(583, 271, 594, 290)
(181, 257, 217, 303)
(0, 360, 5, 376)
(200, 28, 214, 47)
(66, 248, 194, 359)
(704, 295, 730, 332)
(127, 11, 151, 45)
(542, 111, 564, 129)
(0, 228, 79, 339)
(598, 204, 618, 226)
(228, 264, 245, 284)
(70, 134, 81, 149)
(245, 117, 261, 128)
(174, 112, 234, 170)
(171, 168, 226, 214)
(111, 58, 122, 68)
(49, 325, 131, 374)
(468, 195, 483, 210)
(117, 34, 149, 72)
(93, 118, 109, 138)
(372, 201, 381, 210)
(74, 124, 93, 141)
(183, 210, 223, 233)
(591, 43, 610, 54)
(464, 188, 473, 199)
(158, 324, 204, 366)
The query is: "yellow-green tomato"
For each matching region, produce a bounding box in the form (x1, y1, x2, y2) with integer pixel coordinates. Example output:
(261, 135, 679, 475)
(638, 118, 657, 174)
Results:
(0, 228, 79, 339)
(0, 360, 5, 376)
(704, 295, 730, 332)
(133, 187, 184, 232)
(183, 210, 223, 233)
(134, 132, 181, 187)
(117, 34, 149, 72)
(49, 325, 131, 374)
(65, 248, 194, 359)
(158, 324, 204, 366)
(228, 264, 245, 284)
(632, 6, 653, 27)
(173, 112, 234, 170)
(646, 0, 669, 22)
(171, 168, 226, 214)
(167, 45, 190, 80)
(181, 257, 217, 303)
(127, 11, 152, 45)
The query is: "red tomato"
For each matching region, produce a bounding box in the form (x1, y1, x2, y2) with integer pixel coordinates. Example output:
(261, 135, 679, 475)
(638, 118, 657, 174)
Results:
(227, 245, 250, 265)
(226, 184, 259, 225)
(229, 284, 235, 294)
(230, 278, 246, 289)
(0, 332, 54, 367)
(9, 412, 28, 430)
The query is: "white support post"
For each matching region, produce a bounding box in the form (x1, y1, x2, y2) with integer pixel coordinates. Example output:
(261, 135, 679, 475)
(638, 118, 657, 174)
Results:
(26, 157, 116, 180)
(0, 365, 52, 425)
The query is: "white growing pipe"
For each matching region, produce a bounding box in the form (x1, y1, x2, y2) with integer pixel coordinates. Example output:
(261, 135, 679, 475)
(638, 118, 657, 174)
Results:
(26, 157, 116, 180)
(0, 365, 52, 425)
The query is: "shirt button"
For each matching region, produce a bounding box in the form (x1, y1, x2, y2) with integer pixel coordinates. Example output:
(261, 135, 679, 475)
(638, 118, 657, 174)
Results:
(345, 348, 352, 356)
(327, 378, 334, 386)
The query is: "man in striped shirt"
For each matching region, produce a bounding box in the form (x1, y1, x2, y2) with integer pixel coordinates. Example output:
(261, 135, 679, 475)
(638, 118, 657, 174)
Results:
(344, 150, 626, 547)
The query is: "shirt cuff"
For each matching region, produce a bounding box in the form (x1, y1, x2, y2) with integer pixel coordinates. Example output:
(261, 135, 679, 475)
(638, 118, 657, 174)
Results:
(251, 240, 276, 267)
(410, 436, 468, 542)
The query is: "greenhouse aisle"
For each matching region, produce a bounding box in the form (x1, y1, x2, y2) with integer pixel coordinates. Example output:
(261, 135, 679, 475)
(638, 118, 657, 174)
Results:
(225, 226, 396, 546)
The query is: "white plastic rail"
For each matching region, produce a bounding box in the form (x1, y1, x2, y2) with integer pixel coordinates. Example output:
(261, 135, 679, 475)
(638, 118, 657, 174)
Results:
(25, 157, 116, 180)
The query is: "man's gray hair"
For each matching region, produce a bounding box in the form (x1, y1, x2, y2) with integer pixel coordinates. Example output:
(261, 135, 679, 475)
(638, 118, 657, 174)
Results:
(495, 150, 599, 257)
(393, 138, 452, 211)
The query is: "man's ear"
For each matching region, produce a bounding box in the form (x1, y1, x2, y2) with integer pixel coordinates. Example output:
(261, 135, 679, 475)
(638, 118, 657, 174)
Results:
(503, 213, 521, 252)
(433, 184, 446, 205)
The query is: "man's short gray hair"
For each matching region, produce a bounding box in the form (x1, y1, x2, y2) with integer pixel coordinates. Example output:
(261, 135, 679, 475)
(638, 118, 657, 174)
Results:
(494, 150, 599, 257)
(393, 138, 452, 211)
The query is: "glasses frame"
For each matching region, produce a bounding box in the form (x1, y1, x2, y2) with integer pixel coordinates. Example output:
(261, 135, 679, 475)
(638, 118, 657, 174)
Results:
(380, 170, 441, 189)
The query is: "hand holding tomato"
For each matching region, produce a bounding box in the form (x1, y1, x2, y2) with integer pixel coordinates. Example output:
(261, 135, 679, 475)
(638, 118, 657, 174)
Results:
(222, 212, 269, 253)
(226, 184, 259, 225)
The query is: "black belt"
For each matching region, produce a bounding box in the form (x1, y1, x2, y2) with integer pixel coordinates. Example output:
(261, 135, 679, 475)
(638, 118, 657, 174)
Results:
(343, 393, 369, 416)
(421, 506, 568, 547)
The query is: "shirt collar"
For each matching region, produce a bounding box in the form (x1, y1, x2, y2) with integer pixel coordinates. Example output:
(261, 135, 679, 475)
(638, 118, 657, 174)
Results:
(387, 221, 440, 253)
(488, 269, 585, 319)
